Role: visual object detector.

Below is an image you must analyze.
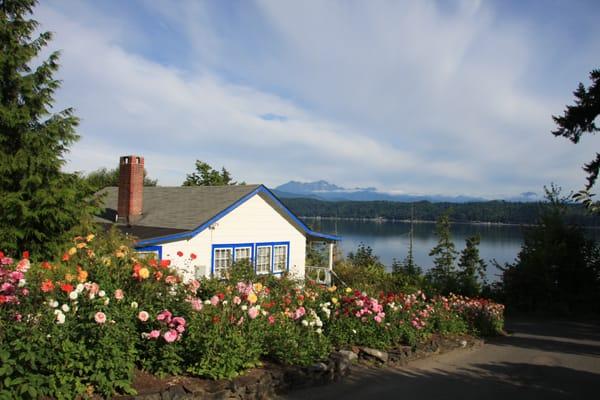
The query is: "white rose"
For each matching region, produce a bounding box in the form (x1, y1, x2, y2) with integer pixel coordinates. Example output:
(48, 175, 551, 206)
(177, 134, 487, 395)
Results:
(76, 283, 85, 293)
(18, 279, 26, 287)
(241, 305, 248, 311)
(98, 290, 106, 298)
(69, 291, 78, 300)
(50, 300, 59, 308)
(61, 304, 70, 312)
(56, 312, 65, 324)
(104, 298, 110, 305)
(316, 328, 322, 334)
(301, 320, 309, 327)
(130, 301, 139, 309)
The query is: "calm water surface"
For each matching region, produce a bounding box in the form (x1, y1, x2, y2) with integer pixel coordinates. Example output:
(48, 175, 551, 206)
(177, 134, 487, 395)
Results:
(306, 219, 524, 281)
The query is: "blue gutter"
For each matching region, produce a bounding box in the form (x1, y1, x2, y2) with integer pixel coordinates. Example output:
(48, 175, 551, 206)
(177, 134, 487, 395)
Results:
(134, 185, 340, 248)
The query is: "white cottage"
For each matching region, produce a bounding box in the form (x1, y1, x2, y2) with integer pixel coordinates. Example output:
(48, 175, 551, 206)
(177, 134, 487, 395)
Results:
(96, 155, 339, 282)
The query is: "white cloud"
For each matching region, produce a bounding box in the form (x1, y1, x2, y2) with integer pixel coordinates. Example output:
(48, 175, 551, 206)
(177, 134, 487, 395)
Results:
(40, 0, 600, 197)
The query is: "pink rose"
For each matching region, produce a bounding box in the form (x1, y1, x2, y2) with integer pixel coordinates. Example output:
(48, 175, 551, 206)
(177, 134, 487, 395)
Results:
(9, 271, 24, 281)
(374, 315, 383, 323)
(148, 329, 160, 339)
(189, 298, 203, 311)
(210, 295, 219, 306)
(248, 306, 259, 319)
(89, 283, 100, 295)
(138, 311, 150, 322)
(156, 310, 172, 323)
(94, 311, 106, 324)
(114, 289, 124, 300)
(189, 279, 200, 293)
(233, 296, 241, 305)
(163, 329, 178, 343)
(171, 316, 186, 327)
(293, 306, 306, 320)
(16, 259, 30, 272)
(268, 315, 276, 325)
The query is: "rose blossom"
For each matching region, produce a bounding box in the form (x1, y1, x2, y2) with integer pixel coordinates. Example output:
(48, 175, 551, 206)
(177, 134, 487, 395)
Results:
(138, 311, 150, 322)
(233, 296, 241, 305)
(114, 289, 124, 300)
(156, 310, 172, 322)
(248, 306, 259, 319)
(148, 330, 160, 339)
(163, 329, 178, 343)
(94, 311, 106, 324)
(210, 295, 220, 306)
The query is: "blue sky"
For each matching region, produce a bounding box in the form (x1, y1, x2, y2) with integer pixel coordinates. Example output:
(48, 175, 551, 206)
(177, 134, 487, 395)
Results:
(40, 0, 600, 198)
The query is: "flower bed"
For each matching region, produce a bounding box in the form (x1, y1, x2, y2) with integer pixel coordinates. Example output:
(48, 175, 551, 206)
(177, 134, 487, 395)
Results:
(0, 232, 504, 398)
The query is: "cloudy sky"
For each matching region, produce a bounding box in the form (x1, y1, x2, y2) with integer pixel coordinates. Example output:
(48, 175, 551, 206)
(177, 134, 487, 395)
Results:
(39, 0, 600, 198)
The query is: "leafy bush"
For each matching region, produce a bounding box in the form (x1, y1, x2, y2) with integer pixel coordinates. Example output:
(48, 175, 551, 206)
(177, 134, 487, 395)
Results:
(0, 231, 504, 398)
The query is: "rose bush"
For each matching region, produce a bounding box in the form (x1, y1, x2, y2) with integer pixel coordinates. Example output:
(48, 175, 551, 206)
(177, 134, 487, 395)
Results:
(0, 230, 504, 398)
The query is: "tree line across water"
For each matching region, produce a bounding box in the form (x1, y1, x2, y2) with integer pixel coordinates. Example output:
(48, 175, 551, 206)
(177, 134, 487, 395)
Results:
(281, 197, 600, 226)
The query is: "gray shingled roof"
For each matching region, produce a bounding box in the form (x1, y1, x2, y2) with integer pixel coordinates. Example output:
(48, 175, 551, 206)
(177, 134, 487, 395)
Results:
(96, 185, 261, 230)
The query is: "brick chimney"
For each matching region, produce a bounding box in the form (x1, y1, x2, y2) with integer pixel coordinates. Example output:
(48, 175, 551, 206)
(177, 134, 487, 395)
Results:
(118, 155, 144, 224)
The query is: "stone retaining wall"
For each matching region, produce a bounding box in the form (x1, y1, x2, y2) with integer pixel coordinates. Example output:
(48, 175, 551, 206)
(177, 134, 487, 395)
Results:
(121, 335, 482, 400)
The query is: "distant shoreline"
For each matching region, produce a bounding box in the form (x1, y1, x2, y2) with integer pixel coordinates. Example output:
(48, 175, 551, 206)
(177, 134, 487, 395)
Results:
(301, 216, 600, 229)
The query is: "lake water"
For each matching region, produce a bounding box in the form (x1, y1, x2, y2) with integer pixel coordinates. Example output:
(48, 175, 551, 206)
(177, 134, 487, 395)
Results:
(305, 219, 524, 281)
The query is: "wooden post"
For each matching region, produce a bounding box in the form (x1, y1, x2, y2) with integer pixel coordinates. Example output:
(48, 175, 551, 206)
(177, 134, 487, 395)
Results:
(328, 242, 334, 271)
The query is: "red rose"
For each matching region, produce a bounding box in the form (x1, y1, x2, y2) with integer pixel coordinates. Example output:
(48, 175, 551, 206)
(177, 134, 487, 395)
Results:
(160, 259, 171, 268)
(22, 251, 29, 259)
(60, 283, 74, 293)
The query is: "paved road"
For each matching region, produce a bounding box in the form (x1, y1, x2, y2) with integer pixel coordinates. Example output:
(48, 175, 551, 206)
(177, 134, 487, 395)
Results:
(284, 318, 600, 399)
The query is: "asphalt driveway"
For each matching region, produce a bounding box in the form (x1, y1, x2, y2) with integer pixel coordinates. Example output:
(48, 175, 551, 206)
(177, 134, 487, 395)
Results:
(284, 318, 600, 399)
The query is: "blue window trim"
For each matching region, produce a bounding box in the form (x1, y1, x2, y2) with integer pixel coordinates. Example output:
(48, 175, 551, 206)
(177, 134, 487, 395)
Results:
(210, 243, 254, 276)
(135, 245, 162, 260)
(134, 185, 340, 248)
(255, 241, 290, 275)
(210, 241, 290, 276)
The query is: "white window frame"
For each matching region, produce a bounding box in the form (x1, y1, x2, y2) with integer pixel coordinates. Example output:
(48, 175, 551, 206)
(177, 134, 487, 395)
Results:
(213, 248, 233, 278)
(273, 244, 288, 273)
(234, 246, 252, 264)
(256, 246, 272, 275)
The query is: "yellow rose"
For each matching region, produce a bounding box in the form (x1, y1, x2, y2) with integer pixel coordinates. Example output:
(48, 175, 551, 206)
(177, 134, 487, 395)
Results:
(101, 257, 111, 266)
(65, 273, 75, 282)
(345, 287, 352, 294)
(331, 297, 338, 304)
(76, 242, 86, 249)
(86, 234, 95, 242)
(253, 282, 263, 293)
(328, 285, 337, 292)
(115, 251, 125, 258)
(247, 291, 258, 304)
(139, 267, 150, 279)
(68, 247, 77, 256)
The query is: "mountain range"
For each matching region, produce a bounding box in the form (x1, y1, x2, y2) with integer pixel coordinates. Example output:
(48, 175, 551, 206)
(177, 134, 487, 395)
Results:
(272, 180, 541, 203)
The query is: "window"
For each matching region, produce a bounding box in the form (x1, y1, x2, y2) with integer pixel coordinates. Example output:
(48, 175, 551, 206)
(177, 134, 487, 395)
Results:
(136, 251, 159, 260)
(214, 248, 233, 278)
(235, 247, 252, 264)
(256, 246, 271, 275)
(273, 245, 288, 272)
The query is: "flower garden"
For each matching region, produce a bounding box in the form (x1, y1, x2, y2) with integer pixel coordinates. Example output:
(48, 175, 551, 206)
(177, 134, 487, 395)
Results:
(0, 232, 504, 398)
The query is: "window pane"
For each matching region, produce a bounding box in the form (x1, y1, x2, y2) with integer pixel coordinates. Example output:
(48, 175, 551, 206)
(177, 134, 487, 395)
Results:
(214, 248, 232, 278)
(273, 245, 287, 272)
(235, 247, 251, 263)
(256, 246, 271, 274)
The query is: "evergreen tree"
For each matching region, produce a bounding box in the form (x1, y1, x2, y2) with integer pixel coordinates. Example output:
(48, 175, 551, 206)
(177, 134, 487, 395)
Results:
(428, 212, 458, 293)
(552, 68, 600, 211)
(0, 0, 96, 258)
(457, 235, 486, 297)
(500, 186, 600, 313)
(182, 160, 243, 186)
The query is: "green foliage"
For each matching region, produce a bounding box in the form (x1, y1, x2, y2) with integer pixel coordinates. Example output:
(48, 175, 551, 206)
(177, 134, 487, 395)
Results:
(427, 213, 459, 294)
(264, 318, 331, 367)
(182, 160, 244, 186)
(84, 166, 157, 191)
(347, 243, 384, 269)
(456, 235, 486, 297)
(0, 0, 97, 259)
(499, 186, 600, 313)
(552, 68, 600, 211)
